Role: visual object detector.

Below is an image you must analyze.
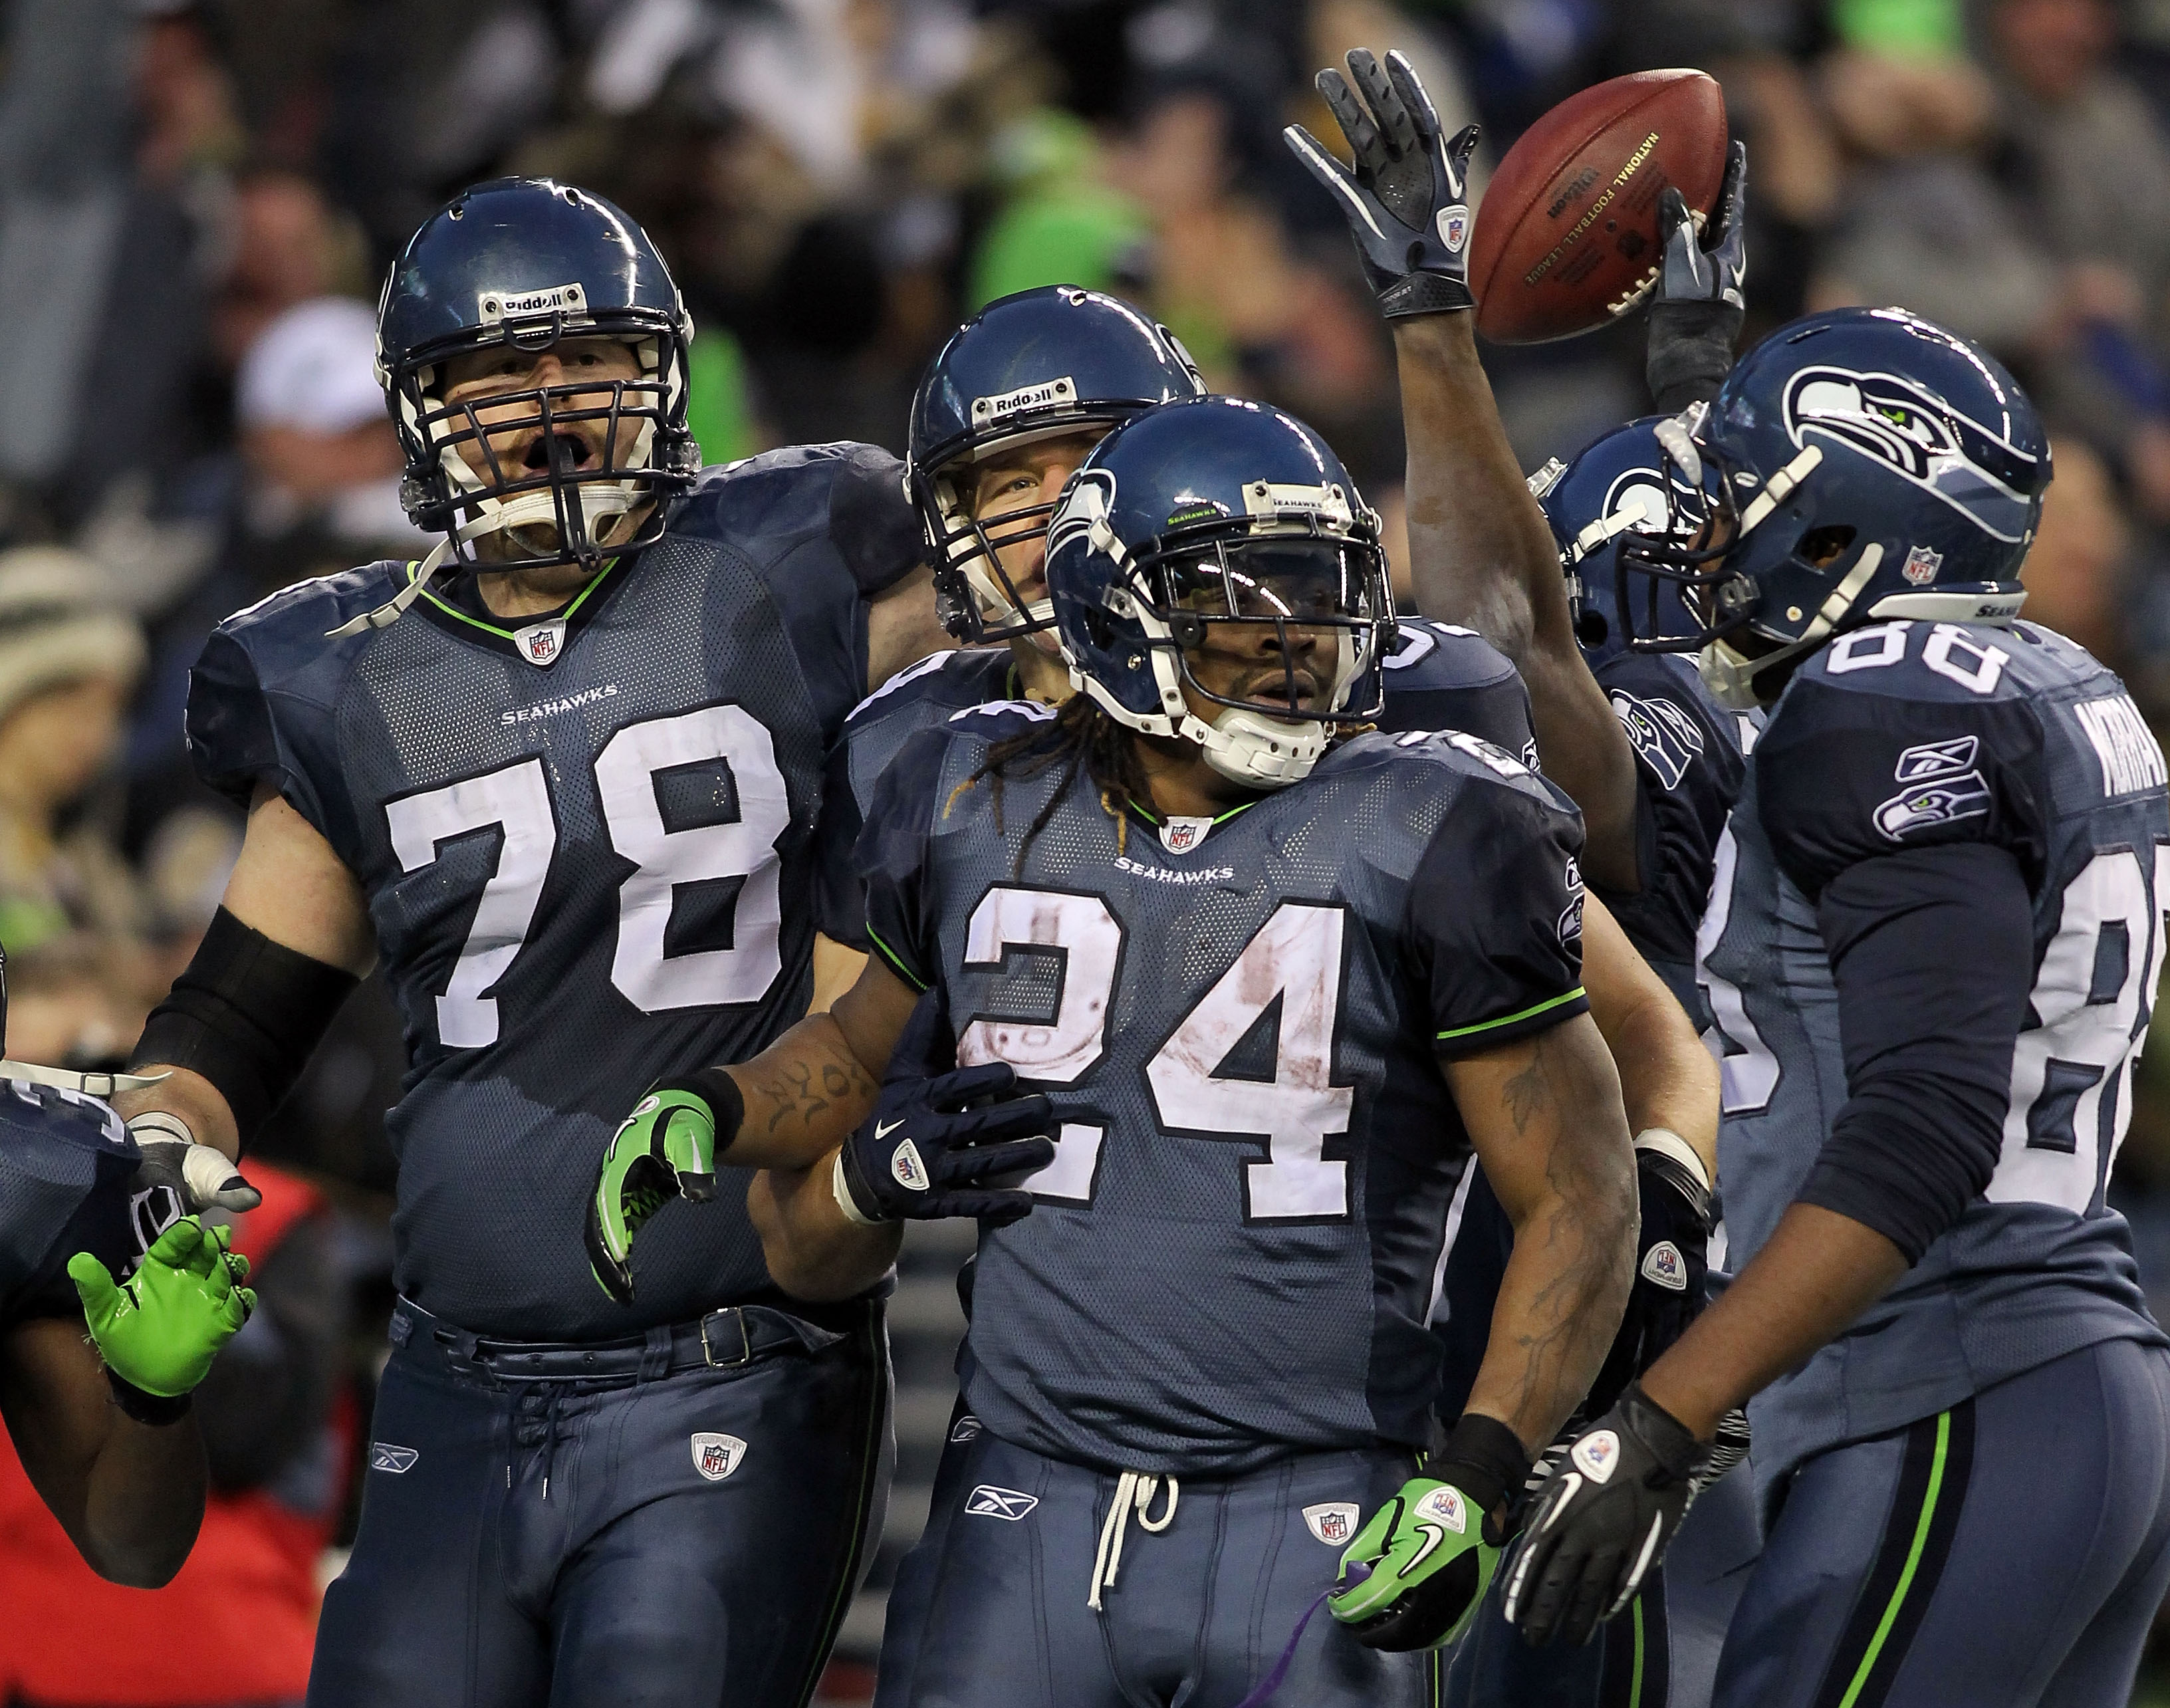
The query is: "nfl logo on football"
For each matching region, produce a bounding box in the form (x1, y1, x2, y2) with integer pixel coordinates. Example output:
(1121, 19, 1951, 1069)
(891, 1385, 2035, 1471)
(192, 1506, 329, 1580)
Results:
(1901, 544, 1942, 586)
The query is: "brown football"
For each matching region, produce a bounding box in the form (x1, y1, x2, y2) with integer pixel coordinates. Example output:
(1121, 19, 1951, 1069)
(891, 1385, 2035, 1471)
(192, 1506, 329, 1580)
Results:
(1469, 69, 1729, 345)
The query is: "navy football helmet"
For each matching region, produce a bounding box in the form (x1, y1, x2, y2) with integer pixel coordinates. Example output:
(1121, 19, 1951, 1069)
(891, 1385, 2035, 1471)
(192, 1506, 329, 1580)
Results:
(1616, 307, 2049, 707)
(908, 287, 1205, 643)
(1043, 396, 1393, 789)
(362, 178, 698, 624)
(1530, 415, 1709, 671)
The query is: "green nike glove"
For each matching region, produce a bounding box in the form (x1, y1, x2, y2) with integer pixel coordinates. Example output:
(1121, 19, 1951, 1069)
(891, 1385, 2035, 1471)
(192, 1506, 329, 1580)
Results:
(68, 1218, 253, 1400)
(1328, 1413, 1530, 1650)
(586, 1076, 738, 1305)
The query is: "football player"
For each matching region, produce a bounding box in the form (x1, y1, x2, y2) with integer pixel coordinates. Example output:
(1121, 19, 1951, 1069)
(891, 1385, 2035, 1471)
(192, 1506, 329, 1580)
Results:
(1288, 52, 1748, 1704)
(594, 394, 1645, 1703)
(0, 985, 254, 1591)
(1497, 308, 2170, 1708)
(110, 178, 950, 1707)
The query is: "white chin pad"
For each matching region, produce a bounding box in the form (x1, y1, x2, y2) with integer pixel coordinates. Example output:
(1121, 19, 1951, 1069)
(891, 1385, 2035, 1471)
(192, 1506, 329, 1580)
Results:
(470, 480, 646, 549)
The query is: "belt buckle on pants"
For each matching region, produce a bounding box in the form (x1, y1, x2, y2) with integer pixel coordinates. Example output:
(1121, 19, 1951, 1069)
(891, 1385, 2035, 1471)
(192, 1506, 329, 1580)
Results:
(701, 1308, 753, 1368)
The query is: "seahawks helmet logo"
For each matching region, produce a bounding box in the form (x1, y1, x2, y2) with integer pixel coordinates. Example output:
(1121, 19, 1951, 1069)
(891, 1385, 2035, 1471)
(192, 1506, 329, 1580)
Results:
(1047, 467, 1119, 566)
(1781, 366, 2042, 543)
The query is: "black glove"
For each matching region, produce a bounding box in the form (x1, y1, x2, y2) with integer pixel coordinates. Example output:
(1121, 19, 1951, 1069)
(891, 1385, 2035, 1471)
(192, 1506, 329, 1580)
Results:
(1646, 140, 1747, 413)
(1284, 48, 1481, 318)
(837, 993, 1056, 1227)
(1582, 1133, 1713, 1419)
(1503, 1383, 1707, 1648)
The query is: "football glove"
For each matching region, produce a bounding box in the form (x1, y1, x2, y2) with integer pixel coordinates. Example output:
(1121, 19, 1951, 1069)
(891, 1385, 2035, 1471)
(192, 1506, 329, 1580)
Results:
(1582, 1131, 1713, 1419)
(1504, 1383, 1707, 1649)
(69, 1217, 253, 1401)
(836, 1055, 1056, 1227)
(1647, 139, 1747, 412)
(1284, 48, 1481, 318)
(588, 1080, 731, 1305)
(1328, 1412, 1528, 1650)
(128, 1113, 261, 1220)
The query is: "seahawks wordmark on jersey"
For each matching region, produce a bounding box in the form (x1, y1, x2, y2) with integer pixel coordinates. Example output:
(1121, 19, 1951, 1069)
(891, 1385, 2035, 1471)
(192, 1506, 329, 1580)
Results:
(856, 707, 1586, 1475)
(1698, 618, 2169, 1483)
(816, 621, 1538, 951)
(187, 446, 905, 1338)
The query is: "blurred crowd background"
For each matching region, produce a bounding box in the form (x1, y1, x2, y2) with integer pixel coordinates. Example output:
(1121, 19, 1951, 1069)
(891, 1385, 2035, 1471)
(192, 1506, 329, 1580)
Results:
(6, 0, 2170, 1702)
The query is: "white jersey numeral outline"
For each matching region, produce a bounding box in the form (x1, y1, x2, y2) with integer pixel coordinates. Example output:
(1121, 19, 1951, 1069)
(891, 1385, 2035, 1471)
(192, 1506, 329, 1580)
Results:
(386, 707, 791, 1048)
(955, 891, 1354, 1220)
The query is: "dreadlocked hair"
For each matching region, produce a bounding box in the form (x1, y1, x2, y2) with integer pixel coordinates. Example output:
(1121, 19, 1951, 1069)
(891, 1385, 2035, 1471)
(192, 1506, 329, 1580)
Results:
(941, 695, 1160, 872)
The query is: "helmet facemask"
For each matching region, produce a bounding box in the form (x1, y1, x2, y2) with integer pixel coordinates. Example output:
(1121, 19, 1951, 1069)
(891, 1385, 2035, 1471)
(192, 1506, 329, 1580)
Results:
(917, 418, 1130, 646)
(1070, 498, 1394, 790)
(390, 316, 698, 578)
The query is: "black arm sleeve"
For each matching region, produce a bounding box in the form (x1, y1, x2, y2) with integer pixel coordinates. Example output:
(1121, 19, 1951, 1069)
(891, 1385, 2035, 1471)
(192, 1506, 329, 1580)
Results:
(1798, 842, 2034, 1263)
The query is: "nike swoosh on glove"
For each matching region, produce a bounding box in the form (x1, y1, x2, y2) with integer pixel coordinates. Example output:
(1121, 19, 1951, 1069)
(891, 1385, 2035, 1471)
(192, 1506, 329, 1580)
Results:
(838, 994, 1056, 1226)
(1504, 1383, 1707, 1649)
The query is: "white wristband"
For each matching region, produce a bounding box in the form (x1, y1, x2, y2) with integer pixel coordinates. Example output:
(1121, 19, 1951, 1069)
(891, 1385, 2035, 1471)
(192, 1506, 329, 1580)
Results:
(1633, 1126, 1712, 1195)
(832, 1149, 884, 1227)
(126, 1111, 197, 1148)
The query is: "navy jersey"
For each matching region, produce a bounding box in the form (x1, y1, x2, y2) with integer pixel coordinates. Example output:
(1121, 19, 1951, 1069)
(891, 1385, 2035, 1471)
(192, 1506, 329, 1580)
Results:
(1590, 650, 1748, 1020)
(0, 1080, 138, 1323)
(816, 621, 1536, 951)
(1699, 618, 2169, 1483)
(858, 707, 1588, 1475)
(187, 445, 909, 1338)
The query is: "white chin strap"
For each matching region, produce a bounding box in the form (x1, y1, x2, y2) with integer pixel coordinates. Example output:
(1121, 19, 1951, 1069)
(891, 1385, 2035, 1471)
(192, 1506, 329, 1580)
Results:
(1194, 705, 1332, 787)
(1697, 541, 1883, 711)
(324, 483, 644, 640)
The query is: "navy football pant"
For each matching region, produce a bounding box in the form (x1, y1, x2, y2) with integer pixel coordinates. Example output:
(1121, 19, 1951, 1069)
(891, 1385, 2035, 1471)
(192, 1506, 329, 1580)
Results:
(1715, 1338, 2170, 1708)
(308, 1297, 890, 1708)
(1444, 1463, 1760, 1708)
(876, 1427, 1439, 1708)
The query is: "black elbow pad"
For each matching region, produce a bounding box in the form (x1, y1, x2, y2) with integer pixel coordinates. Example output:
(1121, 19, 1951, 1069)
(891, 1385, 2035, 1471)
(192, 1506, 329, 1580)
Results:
(131, 908, 359, 1150)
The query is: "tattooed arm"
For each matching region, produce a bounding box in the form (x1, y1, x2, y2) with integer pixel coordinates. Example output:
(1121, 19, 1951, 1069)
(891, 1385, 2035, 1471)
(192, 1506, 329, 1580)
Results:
(1444, 1014, 1639, 1459)
(709, 957, 919, 1169)
(723, 958, 920, 1298)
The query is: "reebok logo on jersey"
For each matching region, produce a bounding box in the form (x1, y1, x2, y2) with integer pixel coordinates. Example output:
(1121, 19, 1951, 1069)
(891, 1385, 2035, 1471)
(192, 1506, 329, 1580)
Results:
(1876, 736, 1991, 841)
(2075, 694, 2169, 798)
(370, 1443, 420, 1474)
(1415, 1485, 1469, 1535)
(691, 1432, 747, 1482)
(1641, 1241, 1688, 1291)
(890, 1136, 929, 1191)
(1570, 1430, 1621, 1484)
(1303, 1502, 1360, 1544)
(501, 682, 620, 725)
(965, 1485, 1039, 1521)
(1892, 736, 1979, 783)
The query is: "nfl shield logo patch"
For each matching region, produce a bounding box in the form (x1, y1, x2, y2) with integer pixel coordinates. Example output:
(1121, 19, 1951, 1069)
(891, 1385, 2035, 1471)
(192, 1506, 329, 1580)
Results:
(1641, 1240, 1688, 1291)
(691, 1431, 747, 1483)
(1901, 545, 1942, 586)
(1160, 816, 1211, 854)
(1438, 206, 1469, 253)
(1303, 1501, 1360, 1545)
(515, 618, 566, 666)
(1571, 1429, 1621, 1483)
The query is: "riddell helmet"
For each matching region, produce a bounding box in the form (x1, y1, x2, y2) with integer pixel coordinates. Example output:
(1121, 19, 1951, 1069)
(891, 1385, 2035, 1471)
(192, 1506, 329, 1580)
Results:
(1043, 395, 1394, 790)
(907, 286, 1205, 643)
(1617, 306, 2050, 708)
(1530, 414, 1709, 671)
(366, 178, 699, 621)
